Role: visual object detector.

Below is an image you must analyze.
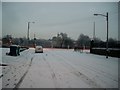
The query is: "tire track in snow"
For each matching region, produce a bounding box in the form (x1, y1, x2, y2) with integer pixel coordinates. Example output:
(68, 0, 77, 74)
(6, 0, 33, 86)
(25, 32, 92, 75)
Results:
(13, 56, 35, 89)
(42, 55, 60, 88)
(73, 52, 118, 82)
(55, 51, 118, 87)
(49, 52, 101, 88)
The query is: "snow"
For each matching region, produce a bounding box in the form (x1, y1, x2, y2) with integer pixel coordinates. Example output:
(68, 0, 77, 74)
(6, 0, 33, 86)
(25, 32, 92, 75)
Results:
(1, 48, 118, 89)
(1, 48, 34, 88)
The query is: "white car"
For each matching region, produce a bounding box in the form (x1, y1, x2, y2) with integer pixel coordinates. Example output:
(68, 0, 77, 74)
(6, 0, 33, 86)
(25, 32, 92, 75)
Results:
(35, 46, 43, 53)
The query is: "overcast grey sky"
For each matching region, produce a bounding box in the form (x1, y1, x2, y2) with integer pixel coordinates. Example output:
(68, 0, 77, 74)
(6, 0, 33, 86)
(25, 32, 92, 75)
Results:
(0, 2, 2, 38)
(2, 2, 118, 40)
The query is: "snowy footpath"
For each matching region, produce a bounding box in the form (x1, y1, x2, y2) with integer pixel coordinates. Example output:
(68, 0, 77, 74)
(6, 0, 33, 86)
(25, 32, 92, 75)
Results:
(1, 48, 118, 89)
(1, 48, 35, 89)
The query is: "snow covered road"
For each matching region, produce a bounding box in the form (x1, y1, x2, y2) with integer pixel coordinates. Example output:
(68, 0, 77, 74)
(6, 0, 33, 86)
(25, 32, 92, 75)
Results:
(19, 48, 118, 88)
(1, 48, 118, 88)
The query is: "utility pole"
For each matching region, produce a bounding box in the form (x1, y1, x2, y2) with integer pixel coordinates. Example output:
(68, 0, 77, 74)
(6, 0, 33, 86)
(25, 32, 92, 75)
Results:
(93, 21, 95, 40)
(27, 22, 35, 47)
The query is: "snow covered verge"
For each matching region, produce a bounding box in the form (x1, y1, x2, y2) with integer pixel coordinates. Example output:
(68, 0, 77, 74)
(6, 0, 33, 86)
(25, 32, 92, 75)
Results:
(1, 48, 35, 89)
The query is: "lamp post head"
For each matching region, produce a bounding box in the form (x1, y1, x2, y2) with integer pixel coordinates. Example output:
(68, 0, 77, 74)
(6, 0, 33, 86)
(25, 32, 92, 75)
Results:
(28, 22, 35, 23)
(94, 14, 98, 16)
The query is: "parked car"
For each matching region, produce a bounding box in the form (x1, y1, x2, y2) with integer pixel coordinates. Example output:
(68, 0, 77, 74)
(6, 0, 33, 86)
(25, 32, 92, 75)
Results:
(35, 46, 43, 53)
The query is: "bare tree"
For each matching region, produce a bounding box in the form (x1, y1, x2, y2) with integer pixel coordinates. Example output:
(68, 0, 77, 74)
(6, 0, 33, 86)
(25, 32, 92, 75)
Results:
(77, 33, 91, 48)
(52, 33, 74, 48)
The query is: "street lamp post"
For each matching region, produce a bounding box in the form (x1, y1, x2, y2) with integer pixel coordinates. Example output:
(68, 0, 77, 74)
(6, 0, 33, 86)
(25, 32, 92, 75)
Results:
(27, 22, 35, 46)
(27, 22, 30, 41)
(94, 12, 109, 58)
